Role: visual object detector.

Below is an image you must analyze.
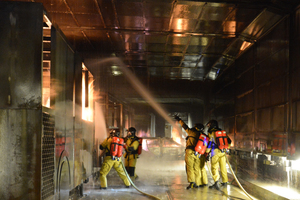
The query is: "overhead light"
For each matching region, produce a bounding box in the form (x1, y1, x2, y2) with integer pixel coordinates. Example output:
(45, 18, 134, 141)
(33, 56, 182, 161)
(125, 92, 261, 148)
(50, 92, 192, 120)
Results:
(111, 65, 123, 76)
(240, 41, 252, 51)
(43, 14, 52, 29)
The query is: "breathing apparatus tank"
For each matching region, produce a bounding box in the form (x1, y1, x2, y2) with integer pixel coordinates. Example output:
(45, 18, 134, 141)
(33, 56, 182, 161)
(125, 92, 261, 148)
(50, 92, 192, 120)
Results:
(110, 136, 119, 160)
(116, 137, 124, 160)
(215, 130, 229, 152)
(137, 138, 143, 155)
(194, 133, 209, 157)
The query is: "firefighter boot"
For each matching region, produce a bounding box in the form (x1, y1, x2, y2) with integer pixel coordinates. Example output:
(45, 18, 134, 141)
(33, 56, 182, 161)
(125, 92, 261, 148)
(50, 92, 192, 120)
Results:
(186, 182, 196, 189)
(209, 181, 220, 190)
(221, 182, 228, 186)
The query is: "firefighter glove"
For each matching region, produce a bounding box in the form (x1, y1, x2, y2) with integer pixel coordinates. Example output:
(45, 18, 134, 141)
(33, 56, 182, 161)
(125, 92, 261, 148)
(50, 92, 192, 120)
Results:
(174, 114, 181, 121)
(204, 152, 210, 162)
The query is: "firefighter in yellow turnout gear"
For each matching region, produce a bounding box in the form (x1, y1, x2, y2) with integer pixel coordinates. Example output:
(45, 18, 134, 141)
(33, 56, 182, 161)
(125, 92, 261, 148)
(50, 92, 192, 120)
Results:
(175, 115, 206, 189)
(124, 127, 140, 181)
(205, 120, 231, 190)
(99, 129, 131, 189)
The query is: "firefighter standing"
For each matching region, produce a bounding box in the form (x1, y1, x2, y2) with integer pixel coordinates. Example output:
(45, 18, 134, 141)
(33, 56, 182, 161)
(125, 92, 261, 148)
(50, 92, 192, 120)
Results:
(205, 120, 231, 190)
(198, 128, 209, 187)
(175, 115, 203, 189)
(99, 128, 131, 189)
(124, 127, 140, 181)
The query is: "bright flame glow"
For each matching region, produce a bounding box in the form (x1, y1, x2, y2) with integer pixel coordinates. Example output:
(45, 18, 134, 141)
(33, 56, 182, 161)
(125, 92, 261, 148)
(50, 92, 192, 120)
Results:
(142, 139, 149, 151)
(137, 130, 150, 138)
(42, 61, 51, 108)
(172, 122, 182, 145)
(82, 64, 94, 122)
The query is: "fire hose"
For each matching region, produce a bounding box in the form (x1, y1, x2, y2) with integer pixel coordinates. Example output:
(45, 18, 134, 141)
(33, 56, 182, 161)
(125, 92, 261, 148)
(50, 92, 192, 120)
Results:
(120, 160, 161, 200)
(205, 154, 254, 200)
(225, 155, 254, 200)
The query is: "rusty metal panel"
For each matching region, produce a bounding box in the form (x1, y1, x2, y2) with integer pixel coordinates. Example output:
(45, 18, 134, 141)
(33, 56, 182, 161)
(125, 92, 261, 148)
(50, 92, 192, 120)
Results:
(235, 47, 255, 75)
(272, 105, 286, 132)
(0, 2, 43, 109)
(256, 83, 271, 109)
(270, 77, 286, 106)
(213, 99, 235, 119)
(236, 112, 253, 133)
(235, 68, 254, 96)
(257, 108, 271, 132)
(235, 133, 254, 150)
(236, 91, 254, 114)
(292, 101, 300, 132)
(256, 50, 288, 86)
(291, 102, 300, 157)
(291, 62, 300, 101)
(0, 109, 42, 199)
(223, 117, 235, 134)
(256, 18, 289, 63)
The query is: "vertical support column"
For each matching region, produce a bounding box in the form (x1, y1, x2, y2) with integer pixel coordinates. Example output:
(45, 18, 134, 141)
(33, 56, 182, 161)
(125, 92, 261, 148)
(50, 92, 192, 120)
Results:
(188, 113, 192, 129)
(150, 113, 156, 137)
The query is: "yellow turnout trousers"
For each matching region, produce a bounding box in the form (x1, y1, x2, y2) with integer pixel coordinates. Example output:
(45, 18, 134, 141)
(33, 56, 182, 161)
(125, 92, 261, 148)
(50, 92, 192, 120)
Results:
(210, 150, 228, 183)
(198, 154, 208, 185)
(99, 156, 131, 188)
(185, 149, 201, 186)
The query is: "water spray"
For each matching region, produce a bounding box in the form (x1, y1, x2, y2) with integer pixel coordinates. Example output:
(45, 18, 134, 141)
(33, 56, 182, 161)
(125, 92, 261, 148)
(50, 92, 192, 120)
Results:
(100, 57, 183, 138)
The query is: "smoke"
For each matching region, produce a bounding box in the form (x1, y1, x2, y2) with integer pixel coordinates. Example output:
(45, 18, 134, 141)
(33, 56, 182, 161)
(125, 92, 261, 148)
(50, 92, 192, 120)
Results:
(96, 57, 184, 140)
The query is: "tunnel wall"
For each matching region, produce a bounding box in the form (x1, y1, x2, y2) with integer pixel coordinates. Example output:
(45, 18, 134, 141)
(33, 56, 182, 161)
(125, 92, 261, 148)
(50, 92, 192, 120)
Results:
(50, 25, 95, 196)
(210, 7, 300, 192)
(0, 2, 43, 199)
(0, 2, 97, 199)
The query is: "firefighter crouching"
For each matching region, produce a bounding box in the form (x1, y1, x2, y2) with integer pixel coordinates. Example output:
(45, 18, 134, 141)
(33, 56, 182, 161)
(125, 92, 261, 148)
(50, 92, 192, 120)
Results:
(174, 114, 204, 189)
(124, 127, 141, 181)
(205, 120, 231, 190)
(99, 128, 131, 189)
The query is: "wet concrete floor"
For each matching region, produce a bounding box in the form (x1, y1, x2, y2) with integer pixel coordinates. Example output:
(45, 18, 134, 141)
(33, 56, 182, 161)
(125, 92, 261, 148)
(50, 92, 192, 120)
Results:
(77, 152, 257, 200)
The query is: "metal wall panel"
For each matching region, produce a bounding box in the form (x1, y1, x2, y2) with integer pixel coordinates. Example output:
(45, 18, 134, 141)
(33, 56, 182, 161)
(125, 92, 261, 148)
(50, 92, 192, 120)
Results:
(0, 2, 43, 109)
(51, 25, 94, 193)
(235, 68, 254, 96)
(236, 112, 253, 133)
(0, 2, 43, 200)
(208, 9, 300, 192)
(0, 109, 42, 199)
(236, 91, 254, 114)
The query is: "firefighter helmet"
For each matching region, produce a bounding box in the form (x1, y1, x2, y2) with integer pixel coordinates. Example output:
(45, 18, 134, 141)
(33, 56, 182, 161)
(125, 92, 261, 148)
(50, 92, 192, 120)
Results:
(111, 128, 120, 137)
(194, 123, 204, 132)
(206, 120, 219, 131)
(128, 127, 136, 136)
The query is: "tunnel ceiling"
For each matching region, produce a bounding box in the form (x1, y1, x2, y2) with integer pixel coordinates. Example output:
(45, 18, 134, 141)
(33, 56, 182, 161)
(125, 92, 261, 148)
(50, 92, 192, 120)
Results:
(14, 0, 300, 105)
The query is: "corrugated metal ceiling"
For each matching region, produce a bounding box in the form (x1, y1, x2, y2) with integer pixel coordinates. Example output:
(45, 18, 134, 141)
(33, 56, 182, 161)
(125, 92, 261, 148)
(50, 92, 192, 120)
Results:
(34, 0, 299, 81)
(6, 0, 300, 103)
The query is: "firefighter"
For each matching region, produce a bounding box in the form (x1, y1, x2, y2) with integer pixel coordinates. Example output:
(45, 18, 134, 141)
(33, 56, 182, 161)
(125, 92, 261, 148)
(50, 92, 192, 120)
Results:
(124, 127, 140, 181)
(198, 126, 209, 187)
(99, 128, 131, 189)
(205, 120, 231, 190)
(174, 114, 202, 189)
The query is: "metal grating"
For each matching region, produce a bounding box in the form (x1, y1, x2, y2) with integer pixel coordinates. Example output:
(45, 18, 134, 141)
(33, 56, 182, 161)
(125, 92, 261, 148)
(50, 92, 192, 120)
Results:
(42, 112, 55, 200)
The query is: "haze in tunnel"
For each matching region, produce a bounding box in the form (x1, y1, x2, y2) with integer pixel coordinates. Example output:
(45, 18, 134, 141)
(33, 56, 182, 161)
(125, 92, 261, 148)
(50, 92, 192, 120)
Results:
(95, 57, 184, 140)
